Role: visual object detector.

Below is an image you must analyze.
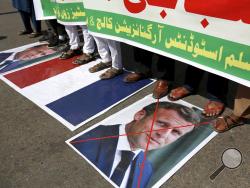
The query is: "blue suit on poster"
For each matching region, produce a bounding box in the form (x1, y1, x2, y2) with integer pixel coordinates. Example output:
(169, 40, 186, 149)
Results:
(0, 52, 15, 73)
(72, 125, 153, 188)
(0, 52, 22, 74)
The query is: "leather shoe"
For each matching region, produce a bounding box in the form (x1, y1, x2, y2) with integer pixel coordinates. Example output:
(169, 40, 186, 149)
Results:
(123, 72, 147, 83)
(153, 80, 169, 99)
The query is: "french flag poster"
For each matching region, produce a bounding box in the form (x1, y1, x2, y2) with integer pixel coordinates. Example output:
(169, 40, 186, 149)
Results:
(1, 56, 153, 131)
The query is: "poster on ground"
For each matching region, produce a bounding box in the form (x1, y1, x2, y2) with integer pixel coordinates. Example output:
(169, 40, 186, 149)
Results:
(1, 57, 153, 131)
(0, 42, 58, 74)
(67, 95, 217, 188)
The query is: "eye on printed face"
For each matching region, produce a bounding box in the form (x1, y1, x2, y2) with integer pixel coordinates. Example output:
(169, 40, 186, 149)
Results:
(129, 108, 195, 151)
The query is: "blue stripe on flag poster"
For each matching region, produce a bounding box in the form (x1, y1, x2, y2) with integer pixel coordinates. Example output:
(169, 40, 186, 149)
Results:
(46, 73, 152, 126)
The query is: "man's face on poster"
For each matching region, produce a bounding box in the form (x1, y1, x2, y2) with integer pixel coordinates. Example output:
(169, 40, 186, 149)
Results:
(127, 108, 195, 151)
(14, 44, 55, 61)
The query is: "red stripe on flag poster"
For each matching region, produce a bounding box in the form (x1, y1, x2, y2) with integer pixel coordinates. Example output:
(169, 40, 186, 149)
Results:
(4, 56, 80, 89)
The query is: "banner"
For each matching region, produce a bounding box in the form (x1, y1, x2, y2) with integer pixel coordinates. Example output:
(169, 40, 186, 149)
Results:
(33, 0, 86, 25)
(83, 0, 250, 87)
(33, 0, 56, 20)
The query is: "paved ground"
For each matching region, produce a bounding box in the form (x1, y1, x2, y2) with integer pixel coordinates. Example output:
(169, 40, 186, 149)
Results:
(0, 1, 249, 188)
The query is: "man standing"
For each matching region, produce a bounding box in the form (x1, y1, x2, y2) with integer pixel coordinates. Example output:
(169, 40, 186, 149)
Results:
(12, 0, 42, 37)
(71, 102, 200, 188)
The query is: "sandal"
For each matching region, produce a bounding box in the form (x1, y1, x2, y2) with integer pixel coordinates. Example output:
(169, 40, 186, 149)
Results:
(89, 61, 112, 73)
(99, 68, 123, 80)
(168, 86, 192, 101)
(213, 114, 246, 133)
(59, 49, 82, 60)
(202, 100, 225, 118)
(72, 53, 95, 65)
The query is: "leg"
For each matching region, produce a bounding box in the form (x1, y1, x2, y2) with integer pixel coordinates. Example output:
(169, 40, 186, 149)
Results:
(93, 37, 111, 63)
(81, 25, 95, 54)
(40, 19, 58, 42)
(19, 10, 33, 34)
(123, 47, 153, 83)
(207, 73, 228, 101)
(168, 65, 203, 101)
(56, 22, 67, 41)
(65, 25, 80, 50)
(72, 25, 95, 65)
(59, 25, 82, 59)
(203, 73, 228, 117)
(214, 84, 250, 132)
(107, 40, 122, 70)
(184, 66, 204, 91)
(30, 2, 41, 34)
(152, 55, 175, 99)
(89, 37, 112, 73)
(56, 22, 67, 37)
(99, 40, 123, 79)
(234, 85, 250, 118)
(46, 19, 58, 35)
(46, 21, 68, 48)
(44, 19, 60, 46)
(155, 55, 175, 81)
(72, 25, 96, 65)
(133, 47, 153, 74)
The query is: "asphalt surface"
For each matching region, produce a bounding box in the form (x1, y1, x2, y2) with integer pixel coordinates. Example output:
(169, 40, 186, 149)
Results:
(0, 1, 249, 188)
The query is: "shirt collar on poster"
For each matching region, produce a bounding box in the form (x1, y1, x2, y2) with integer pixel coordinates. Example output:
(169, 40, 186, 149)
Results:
(109, 124, 142, 187)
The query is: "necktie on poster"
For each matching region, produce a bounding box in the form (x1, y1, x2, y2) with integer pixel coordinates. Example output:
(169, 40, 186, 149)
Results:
(111, 151, 135, 186)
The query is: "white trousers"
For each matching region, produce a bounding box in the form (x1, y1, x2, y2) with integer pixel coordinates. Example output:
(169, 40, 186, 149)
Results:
(93, 37, 122, 69)
(65, 25, 95, 54)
